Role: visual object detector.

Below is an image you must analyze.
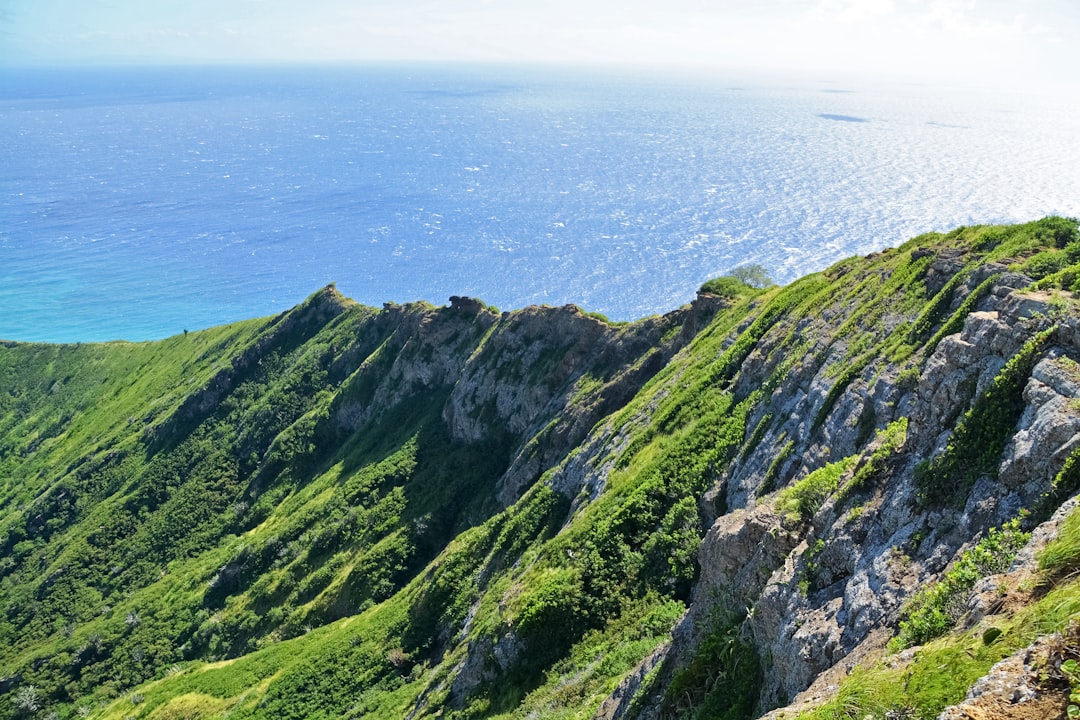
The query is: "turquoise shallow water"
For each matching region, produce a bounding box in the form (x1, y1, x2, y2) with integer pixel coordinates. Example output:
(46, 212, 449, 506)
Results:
(2, 63, 1078, 343)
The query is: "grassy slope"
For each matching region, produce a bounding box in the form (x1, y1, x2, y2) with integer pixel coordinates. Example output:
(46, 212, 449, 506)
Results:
(0, 287, 513, 718)
(1, 218, 1078, 720)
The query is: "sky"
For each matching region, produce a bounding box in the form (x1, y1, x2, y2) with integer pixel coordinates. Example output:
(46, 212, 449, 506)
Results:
(1, 0, 1078, 90)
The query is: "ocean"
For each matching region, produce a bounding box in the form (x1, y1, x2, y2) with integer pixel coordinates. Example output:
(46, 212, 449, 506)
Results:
(2, 63, 1078, 343)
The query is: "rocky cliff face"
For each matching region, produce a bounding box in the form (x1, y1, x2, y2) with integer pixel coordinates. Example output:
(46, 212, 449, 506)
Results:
(735, 287, 1079, 711)
(582, 222, 1080, 718)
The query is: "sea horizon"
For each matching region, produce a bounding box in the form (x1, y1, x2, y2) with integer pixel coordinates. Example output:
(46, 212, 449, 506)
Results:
(3, 62, 1078, 343)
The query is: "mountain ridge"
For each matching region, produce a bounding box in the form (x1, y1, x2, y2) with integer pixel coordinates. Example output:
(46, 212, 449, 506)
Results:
(2, 217, 1080, 719)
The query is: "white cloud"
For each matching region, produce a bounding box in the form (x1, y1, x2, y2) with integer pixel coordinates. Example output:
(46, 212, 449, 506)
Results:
(814, 0, 897, 23)
(2, 0, 1077, 90)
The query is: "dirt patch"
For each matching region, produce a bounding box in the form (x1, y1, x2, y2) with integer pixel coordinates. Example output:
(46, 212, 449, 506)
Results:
(941, 685, 1068, 720)
(941, 624, 1080, 720)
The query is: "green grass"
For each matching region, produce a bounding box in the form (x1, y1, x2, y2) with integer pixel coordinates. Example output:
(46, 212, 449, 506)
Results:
(776, 455, 858, 523)
(1039, 503, 1080, 579)
(663, 605, 760, 720)
(486, 595, 684, 720)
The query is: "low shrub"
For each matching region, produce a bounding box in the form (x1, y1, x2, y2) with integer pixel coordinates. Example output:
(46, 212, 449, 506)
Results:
(891, 517, 1030, 651)
(663, 606, 760, 720)
(777, 455, 858, 523)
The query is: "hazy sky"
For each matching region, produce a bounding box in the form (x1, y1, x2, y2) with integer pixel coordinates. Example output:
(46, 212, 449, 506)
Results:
(1, 0, 1078, 89)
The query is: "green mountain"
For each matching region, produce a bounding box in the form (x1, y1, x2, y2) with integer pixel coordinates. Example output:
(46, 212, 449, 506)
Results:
(3, 217, 1080, 720)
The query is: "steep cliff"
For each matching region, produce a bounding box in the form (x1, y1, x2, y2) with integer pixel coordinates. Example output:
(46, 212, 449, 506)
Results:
(1, 217, 1080, 720)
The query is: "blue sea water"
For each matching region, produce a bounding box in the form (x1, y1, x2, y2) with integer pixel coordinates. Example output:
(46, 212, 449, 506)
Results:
(2, 63, 1079, 343)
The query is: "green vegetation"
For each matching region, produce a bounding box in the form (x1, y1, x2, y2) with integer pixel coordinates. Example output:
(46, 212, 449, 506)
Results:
(834, 418, 908, 506)
(1, 218, 1079, 720)
(812, 362, 865, 430)
(1061, 658, 1080, 719)
(758, 438, 794, 497)
(0, 290, 522, 718)
(890, 517, 1030, 651)
(795, 636, 1014, 720)
(726, 264, 775, 289)
(921, 272, 1000, 358)
(663, 606, 760, 720)
(776, 455, 858, 523)
(500, 595, 684, 720)
(915, 326, 1057, 508)
(795, 502, 1080, 720)
(1039, 503, 1080, 579)
(699, 263, 774, 299)
(907, 266, 973, 344)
